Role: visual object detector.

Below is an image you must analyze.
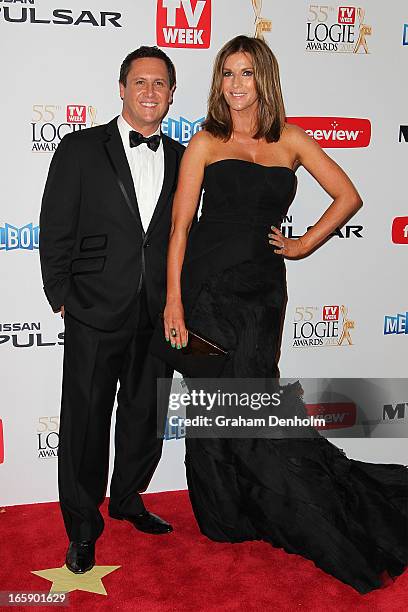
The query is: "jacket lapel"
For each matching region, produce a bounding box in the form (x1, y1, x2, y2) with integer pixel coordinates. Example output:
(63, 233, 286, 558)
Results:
(103, 117, 145, 236)
(145, 134, 178, 238)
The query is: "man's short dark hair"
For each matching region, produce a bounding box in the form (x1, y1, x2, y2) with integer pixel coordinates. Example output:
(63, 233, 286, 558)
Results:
(119, 46, 176, 88)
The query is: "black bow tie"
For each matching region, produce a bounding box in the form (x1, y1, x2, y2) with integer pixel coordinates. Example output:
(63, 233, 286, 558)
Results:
(129, 130, 161, 152)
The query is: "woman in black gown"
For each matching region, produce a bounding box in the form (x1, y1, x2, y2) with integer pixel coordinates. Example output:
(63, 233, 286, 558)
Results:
(163, 35, 408, 593)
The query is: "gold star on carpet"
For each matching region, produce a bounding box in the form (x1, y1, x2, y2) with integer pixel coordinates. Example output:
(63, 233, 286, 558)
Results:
(31, 565, 120, 595)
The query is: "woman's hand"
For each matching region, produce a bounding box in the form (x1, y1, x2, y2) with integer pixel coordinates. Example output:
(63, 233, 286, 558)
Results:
(268, 225, 308, 259)
(163, 298, 188, 349)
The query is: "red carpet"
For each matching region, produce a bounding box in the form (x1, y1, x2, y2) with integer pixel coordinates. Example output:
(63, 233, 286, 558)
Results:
(0, 490, 406, 611)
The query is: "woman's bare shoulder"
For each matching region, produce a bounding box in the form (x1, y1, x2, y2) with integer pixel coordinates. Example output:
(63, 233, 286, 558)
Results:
(281, 122, 310, 143)
(188, 128, 218, 146)
(185, 129, 220, 161)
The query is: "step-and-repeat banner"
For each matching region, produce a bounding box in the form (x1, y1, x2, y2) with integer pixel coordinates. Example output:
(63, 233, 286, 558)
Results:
(1, 1, 407, 505)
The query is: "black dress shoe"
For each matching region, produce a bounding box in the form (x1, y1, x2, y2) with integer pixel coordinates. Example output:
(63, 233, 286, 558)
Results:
(65, 541, 95, 574)
(109, 510, 173, 534)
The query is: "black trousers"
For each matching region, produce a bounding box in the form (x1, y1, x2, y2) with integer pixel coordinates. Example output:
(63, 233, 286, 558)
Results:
(58, 285, 171, 542)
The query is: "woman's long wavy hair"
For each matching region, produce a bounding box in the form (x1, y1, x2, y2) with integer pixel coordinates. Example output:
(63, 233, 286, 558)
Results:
(202, 35, 286, 142)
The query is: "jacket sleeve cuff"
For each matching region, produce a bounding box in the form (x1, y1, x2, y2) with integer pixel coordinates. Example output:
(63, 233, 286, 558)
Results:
(43, 278, 70, 313)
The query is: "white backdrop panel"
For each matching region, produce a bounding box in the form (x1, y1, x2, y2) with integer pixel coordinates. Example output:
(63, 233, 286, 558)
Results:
(0, 0, 406, 506)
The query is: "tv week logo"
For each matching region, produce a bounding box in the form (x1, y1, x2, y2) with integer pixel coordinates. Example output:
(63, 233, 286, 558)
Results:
(66, 105, 87, 124)
(287, 117, 371, 148)
(323, 305, 339, 321)
(156, 0, 211, 48)
(338, 7, 356, 24)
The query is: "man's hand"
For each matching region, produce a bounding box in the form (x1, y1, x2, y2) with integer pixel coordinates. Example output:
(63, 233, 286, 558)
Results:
(60, 305, 65, 318)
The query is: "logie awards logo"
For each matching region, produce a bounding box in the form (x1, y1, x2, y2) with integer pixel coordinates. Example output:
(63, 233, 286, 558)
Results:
(37, 416, 59, 459)
(305, 5, 372, 54)
(31, 103, 98, 152)
(292, 305, 355, 348)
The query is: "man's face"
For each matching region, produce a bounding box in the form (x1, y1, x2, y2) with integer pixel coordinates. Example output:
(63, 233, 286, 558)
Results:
(119, 57, 174, 134)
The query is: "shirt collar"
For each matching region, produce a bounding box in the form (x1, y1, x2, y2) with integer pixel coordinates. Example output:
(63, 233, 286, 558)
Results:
(117, 114, 161, 141)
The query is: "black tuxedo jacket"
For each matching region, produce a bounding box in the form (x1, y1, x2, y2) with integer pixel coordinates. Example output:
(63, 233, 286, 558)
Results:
(39, 117, 185, 331)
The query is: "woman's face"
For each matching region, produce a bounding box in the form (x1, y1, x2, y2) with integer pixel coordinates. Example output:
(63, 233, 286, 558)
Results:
(221, 51, 258, 112)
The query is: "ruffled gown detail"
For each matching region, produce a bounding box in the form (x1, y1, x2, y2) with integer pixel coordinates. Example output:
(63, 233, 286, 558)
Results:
(181, 159, 408, 594)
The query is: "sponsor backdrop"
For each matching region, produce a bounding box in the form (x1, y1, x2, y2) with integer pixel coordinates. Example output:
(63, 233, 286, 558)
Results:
(0, 0, 407, 506)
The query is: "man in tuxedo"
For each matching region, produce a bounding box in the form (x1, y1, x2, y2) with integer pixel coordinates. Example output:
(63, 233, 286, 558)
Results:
(39, 46, 184, 573)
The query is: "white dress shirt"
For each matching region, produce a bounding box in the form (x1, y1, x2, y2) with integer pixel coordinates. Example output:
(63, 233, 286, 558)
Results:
(117, 115, 164, 232)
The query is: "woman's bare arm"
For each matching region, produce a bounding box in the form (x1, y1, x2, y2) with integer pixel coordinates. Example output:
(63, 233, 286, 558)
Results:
(164, 131, 211, 347)
(269, 124, 363, 257)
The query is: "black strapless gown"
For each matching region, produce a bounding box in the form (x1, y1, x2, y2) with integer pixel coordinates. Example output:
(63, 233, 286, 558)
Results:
(181, 159, 408, 594)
